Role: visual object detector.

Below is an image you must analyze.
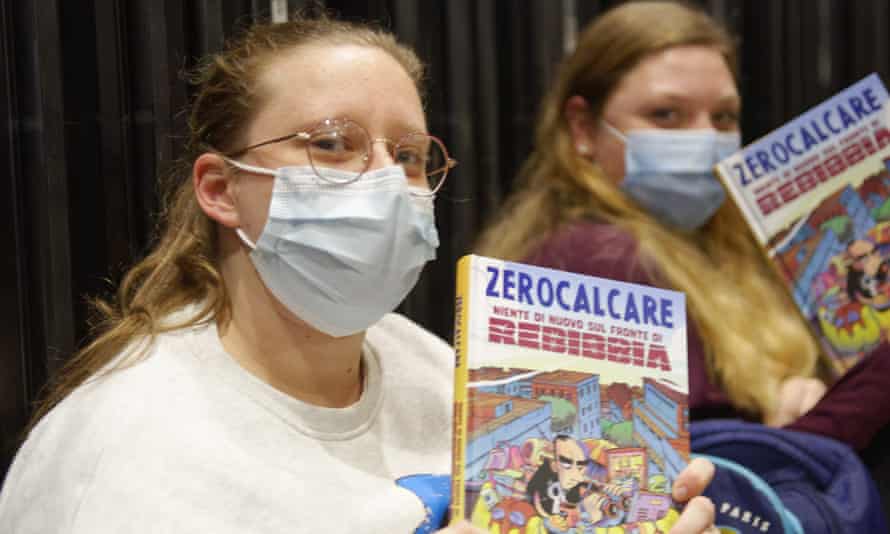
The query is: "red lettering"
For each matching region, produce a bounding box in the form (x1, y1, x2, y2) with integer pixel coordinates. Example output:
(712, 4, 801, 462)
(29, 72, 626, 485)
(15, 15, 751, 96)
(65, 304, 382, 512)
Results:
(876, 127, 890, 149)
(813, 163, 831, 183)
(488, 317, 671, 370)
(647, 345, 672, 371)
(581, 332, 606, 360)
(842, 143, 866, 166)
(565, 328, 580, 355)
(607, 337, 631, 364)
(861, 134, 877, 156)
(824, 154, 847, 177)
(794, 169, 819, 194)
(517, 322, 540, 349)
(489, 317, 515, 344)
(757, 192, 782, 215)
(542, 326, 565, 353)
(777, 181, 799, 204)
(631, 341, 646, 367)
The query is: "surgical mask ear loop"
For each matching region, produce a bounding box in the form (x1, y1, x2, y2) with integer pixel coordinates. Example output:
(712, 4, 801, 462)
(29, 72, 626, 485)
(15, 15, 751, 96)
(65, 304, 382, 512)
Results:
(600, 121, 628, 143)
(236, 229, 257, 250)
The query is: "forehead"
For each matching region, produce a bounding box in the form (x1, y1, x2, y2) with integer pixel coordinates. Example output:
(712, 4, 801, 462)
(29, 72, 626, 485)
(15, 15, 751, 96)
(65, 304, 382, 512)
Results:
(556, 439, 583, 457)
(605, 45, 738, 111)
(850, 240, 875, 254)
(250, 43, 425, 134)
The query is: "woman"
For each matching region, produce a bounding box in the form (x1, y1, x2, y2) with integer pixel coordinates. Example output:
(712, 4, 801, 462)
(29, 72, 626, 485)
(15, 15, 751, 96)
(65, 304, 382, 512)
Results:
(0, 14, 716, 534)
(477, 1, 889, 451)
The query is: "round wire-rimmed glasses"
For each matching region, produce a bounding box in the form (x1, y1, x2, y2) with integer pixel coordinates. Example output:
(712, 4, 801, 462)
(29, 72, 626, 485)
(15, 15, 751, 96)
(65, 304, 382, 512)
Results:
(225, 118, 457, 195)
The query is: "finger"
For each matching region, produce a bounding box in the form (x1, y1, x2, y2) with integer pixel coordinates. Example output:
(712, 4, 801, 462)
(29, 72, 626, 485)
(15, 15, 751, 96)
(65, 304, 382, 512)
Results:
(667, 496, 715, 534)
(769, 380, 801, 427)
(800, 379, 827, 414)
(673, 457, 715, 502)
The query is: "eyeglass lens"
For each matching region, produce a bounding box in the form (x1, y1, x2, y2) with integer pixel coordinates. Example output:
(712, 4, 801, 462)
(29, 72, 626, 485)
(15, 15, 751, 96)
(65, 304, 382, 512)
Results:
(306, 120, 449, 191)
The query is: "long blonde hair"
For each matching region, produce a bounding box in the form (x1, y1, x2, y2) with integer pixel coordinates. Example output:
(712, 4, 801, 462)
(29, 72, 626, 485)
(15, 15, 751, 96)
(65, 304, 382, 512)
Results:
(29, 14, 425, 430)
(477, 1, 819, 418)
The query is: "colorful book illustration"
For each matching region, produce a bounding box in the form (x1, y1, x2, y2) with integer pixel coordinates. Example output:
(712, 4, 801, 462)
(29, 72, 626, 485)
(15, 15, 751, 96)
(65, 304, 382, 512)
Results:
(715, 73, 890, 374)
(450, 254, 690, 533)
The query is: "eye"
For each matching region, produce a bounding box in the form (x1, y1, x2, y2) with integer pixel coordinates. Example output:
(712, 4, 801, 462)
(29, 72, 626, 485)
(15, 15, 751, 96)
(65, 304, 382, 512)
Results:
(310, 133, 351, 153)
(395, 146, 426, 176)
(647, 106, 684, 125)
(712, 109, 740, 130)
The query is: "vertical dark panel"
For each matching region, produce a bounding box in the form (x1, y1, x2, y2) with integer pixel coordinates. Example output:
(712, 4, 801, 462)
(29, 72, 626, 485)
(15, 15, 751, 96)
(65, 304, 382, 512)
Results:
(0, 0, 31, 482)
(126, 1, 161, 251)
(148, 1, 189, 170)
(738, 0, 785, 141)
(849, 0, 890, 83)
(94, 0, 137, 274)
(196, 0, 227, 55)
(23, 1, 76, 376)
(61, 0, 105, 340)
(469, 1, 502, 212)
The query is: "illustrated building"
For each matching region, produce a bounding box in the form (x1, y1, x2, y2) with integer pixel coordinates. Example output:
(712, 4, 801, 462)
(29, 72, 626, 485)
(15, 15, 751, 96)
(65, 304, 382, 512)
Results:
(632, 378, 689, 485)
(531, 371, 600, 437)
(465, 391, 551, 482)
(470, 367, 534, 398)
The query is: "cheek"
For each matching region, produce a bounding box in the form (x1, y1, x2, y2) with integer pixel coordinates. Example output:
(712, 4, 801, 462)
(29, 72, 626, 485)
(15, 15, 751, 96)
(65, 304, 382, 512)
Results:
(237, 177, 275, 240)
(592, 132, 627, 184)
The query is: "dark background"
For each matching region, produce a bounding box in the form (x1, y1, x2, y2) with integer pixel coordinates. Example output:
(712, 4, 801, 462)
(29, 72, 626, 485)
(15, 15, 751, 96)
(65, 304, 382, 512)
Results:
(2, 0, 889, 499)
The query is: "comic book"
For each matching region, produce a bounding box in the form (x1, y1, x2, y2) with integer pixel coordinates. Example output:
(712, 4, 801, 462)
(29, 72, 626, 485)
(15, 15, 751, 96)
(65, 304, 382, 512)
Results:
(714, 73, 890, 375)
(450, 254, 690, 533)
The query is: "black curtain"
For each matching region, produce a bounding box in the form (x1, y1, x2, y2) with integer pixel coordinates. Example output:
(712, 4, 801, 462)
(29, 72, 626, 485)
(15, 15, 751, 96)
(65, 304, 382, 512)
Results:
(3, 0, 890, 494)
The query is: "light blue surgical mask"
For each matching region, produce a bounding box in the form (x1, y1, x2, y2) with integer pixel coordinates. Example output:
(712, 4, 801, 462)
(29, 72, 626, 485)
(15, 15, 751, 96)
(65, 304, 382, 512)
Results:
(228, 161, 439, 337)
(602, 122, 740, 231)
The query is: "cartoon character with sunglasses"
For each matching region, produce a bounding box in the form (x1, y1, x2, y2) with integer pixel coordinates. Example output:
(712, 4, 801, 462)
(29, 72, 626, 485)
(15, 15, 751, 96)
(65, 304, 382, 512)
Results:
(526, 435, 602, 532)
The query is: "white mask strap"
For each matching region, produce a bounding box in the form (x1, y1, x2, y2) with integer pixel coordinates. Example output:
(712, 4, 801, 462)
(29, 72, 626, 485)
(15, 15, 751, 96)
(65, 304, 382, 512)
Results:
(225, 158, 278, 177)
(236, 228, 257, 250)
(601, 121, 628, 143)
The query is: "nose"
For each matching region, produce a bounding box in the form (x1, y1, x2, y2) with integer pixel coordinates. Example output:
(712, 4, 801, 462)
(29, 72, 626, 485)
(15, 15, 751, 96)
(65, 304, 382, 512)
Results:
(368, 138, 397, 170)
(690, 112, 718, 130)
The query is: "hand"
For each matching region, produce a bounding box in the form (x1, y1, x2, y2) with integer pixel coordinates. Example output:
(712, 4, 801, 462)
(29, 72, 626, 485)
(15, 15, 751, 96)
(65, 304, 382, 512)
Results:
(669, 457, 717, 534)
(436, 519, 488, 534)
(767, 376, 827, 427)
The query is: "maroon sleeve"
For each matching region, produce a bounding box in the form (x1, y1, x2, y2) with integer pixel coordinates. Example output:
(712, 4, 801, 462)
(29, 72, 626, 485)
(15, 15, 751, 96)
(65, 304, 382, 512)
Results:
(786, 345, 890, 451)
(523, 222, 739, 421)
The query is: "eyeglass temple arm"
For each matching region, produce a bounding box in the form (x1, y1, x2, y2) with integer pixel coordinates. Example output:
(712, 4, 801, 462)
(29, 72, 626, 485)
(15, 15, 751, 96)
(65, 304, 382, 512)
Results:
(224, 131, 311, 158)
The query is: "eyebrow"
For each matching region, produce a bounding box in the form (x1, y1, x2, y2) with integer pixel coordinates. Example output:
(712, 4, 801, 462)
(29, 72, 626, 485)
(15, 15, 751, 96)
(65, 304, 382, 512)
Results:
(646, 91, 741, 108)
(558, 455, 590, 466)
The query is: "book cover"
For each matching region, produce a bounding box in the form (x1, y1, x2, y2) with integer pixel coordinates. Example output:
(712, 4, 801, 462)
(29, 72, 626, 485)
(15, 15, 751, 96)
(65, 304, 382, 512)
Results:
(450, 254, 690, 533)
(714, 73, 890, 374)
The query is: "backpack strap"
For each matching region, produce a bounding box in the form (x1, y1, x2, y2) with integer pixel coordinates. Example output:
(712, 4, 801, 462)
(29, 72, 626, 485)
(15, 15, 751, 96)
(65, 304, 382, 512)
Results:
(693, 453, 803, 534)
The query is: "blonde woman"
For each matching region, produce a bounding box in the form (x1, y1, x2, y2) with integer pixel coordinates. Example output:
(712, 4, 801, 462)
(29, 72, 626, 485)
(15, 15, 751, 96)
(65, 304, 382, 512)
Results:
(478, 1, 889, 451)
(0, 13, 718, 534)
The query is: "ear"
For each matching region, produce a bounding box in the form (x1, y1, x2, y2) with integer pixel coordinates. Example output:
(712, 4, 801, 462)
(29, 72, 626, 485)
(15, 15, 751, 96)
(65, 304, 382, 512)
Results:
(193, 152, 240, 229)
(564, 95, 597, 159)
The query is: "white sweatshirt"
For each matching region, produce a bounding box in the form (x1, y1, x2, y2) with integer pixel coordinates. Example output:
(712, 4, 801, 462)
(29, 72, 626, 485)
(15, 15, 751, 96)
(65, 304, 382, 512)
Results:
(0, 313, 454, 533)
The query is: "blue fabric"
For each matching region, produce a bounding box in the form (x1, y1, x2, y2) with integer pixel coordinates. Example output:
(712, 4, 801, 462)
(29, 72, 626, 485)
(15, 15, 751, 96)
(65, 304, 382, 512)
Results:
(692, 419, 887, 533)
(395, 474, 451, 534)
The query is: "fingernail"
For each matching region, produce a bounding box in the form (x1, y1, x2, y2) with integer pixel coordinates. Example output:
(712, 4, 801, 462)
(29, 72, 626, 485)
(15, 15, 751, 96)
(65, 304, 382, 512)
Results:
(674, 484, 688, 500)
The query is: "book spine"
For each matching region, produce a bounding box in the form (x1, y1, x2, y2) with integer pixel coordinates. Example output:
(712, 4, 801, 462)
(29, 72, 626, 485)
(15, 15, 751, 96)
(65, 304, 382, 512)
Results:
(449, 255, 472, 522)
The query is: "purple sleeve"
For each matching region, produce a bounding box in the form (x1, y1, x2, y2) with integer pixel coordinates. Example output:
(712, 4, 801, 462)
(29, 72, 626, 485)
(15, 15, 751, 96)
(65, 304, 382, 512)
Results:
(523, 222, 739, 421)
(786, 345, 890, 451)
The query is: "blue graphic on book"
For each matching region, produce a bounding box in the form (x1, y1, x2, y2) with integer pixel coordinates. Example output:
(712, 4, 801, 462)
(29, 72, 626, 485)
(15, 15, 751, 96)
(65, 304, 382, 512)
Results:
(772, 150, 890, 371)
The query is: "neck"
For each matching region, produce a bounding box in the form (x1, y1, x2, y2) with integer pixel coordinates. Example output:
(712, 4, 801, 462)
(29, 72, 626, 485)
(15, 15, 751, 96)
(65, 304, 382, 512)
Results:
(216, 230, 365, 408)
